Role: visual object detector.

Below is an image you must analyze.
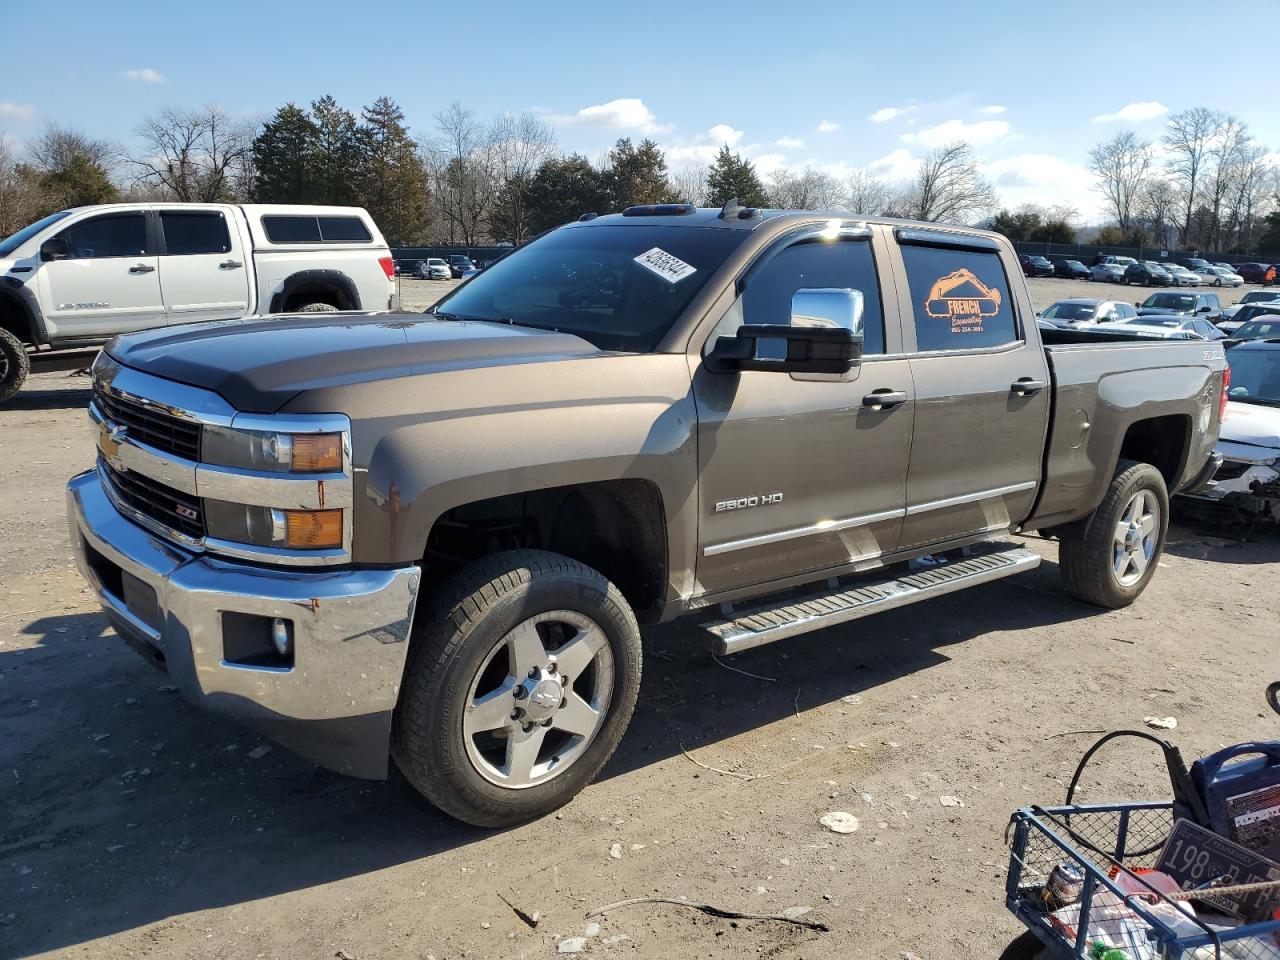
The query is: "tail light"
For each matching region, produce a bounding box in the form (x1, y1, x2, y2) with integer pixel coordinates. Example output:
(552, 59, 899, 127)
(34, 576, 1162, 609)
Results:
(378, 256, 395, 280)
(1220, 365, 1231, 422)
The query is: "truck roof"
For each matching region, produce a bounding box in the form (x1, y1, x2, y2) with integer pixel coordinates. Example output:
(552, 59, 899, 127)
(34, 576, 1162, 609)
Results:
(571, 207, 1009, 244)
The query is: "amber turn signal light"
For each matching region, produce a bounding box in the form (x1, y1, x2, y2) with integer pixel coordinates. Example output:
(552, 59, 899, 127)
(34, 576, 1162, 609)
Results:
(291, 433, 343, 472)
(285, 510, 343, 549)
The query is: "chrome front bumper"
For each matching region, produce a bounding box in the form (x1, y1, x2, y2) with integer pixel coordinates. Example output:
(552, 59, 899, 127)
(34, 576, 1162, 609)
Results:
(67, 469, 420, 778)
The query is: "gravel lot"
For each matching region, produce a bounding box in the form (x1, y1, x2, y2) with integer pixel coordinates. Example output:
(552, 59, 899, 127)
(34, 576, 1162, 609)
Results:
(3, 276, 1277, 960)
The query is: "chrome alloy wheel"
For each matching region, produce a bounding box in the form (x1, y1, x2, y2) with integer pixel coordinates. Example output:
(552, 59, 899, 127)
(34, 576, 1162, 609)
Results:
(462, 610, 615, 789)
(1112, 490, 1160, 586)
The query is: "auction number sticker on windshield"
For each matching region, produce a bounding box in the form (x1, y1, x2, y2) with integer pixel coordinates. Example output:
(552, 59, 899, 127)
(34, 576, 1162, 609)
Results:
(634, 247, 697, 283)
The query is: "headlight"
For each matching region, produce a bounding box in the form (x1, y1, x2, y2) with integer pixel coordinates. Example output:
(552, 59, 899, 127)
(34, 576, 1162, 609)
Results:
(204, 499, 344, 550)
(203, 426, 343, 473)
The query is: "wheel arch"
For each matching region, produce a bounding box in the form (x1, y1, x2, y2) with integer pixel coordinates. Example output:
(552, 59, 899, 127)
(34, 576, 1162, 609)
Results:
(0, 280, 46, 345)
(421, 479, 670, 622)
(268, 269, 361, 313)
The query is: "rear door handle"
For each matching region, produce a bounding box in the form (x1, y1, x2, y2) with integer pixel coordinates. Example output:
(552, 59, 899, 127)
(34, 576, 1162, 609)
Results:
(862, 389, 909, 409)
(1010, 378, 1046, 396)
(128, 263, 155, 274)
(219, 259, 243, 270)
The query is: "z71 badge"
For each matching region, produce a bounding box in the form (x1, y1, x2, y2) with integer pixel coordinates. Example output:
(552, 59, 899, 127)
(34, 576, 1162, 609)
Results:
(714, 492, 783, 513)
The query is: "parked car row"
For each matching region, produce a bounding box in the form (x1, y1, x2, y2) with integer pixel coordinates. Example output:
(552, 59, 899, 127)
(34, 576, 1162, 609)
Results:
(1020, 252, 1271, 288)
(395, 254, 478, 279)
(1039, 288, 1280, 342)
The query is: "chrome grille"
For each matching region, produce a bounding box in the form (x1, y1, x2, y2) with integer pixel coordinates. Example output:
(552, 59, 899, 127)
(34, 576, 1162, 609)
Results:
(100, 460, 205, 540)
(94, 384, 201, 461)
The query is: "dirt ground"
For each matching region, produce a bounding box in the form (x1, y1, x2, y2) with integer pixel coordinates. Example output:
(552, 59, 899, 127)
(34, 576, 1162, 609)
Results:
(3, 281, 1278, 960)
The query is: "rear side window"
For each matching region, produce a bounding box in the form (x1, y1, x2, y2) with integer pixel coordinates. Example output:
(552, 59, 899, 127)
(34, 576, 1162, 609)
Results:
(160, 211, 231, 255)
(261, 215, 372, 243)
(901, 245, 1018, 352)
(55, 213, 147, 259)
(739, 239, 886, 355)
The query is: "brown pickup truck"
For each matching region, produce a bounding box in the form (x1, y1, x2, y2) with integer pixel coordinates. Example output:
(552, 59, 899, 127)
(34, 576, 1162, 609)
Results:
(67, 206, 1227, 826)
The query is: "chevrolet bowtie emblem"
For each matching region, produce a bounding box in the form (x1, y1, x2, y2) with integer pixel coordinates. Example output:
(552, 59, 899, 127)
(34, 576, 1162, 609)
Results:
(107, 424, 129, 446)
(100, 421, 129, 468)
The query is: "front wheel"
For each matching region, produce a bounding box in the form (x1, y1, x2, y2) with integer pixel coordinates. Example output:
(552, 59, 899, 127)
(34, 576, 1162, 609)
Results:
(1059, 460, 1169, 608)
(0, 328, 31, 404)
(392, 550, 642, 827)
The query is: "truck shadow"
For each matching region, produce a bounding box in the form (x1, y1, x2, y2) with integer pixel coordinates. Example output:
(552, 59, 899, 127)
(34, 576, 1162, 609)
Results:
(1, 385, 91, 412)
(3, 557, 1093, 957)
(1164, 509, 1280, 565)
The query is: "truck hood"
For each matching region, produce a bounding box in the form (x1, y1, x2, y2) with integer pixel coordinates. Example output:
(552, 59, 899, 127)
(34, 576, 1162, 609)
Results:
(106, 312, 602, 412)
(1220, 400, 1280, 457)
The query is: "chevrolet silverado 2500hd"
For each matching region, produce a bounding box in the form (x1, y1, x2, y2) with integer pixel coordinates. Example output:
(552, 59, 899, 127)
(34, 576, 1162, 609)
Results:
(0, 203, 395, 402)
(66, 205, 1227, 826)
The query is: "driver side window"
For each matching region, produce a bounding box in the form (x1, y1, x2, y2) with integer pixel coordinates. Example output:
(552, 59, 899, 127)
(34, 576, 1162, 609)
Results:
(55, 213, 148, 259)
(705, 239, 886, 356)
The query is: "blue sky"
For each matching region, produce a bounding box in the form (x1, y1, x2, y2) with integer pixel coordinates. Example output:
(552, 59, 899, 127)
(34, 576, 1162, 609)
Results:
(7, 0, 1279, 221)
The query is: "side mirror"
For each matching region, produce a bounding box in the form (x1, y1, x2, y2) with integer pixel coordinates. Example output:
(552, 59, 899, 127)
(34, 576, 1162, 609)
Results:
(40, 237, 70, 261)
(1196, 305, 1212, 314)
(706, 323, 863, 375)
(1134, 302, 1142, 308)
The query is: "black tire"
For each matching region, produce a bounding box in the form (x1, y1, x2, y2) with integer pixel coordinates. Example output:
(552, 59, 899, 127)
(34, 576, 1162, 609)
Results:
(0, 327, 31, 404)
(1059, 459, 1169, 608)
(296, 302, 339, 313)
(392, 549, 642, 827)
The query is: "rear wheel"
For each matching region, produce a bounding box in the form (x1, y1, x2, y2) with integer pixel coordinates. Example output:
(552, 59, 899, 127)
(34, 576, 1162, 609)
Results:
(392, 549, 642, 827)
(1059, 459, 1169, 608)
(0, 328, 30, 404)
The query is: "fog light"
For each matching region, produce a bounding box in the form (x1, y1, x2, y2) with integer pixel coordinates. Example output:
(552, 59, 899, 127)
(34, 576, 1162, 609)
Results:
(271, 618, 291, 657)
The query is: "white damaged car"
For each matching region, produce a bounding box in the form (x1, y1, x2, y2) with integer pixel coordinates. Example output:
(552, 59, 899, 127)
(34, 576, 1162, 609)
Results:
(1186, 339, 1280, 518)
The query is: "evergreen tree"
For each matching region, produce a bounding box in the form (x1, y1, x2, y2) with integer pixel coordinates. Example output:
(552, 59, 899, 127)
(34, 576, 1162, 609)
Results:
(705, 146, 768, 208)
(524, 155, 613, 235)
(39, 154, 118, 208)
(354, 96, 429, 245)
(252, 104, 319, 203)
(310, 95, 360, 205)
(607, 138, 677, 208)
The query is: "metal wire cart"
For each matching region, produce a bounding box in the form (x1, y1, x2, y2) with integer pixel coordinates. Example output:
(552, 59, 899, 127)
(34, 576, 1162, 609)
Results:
(1006, 802, 1280, 959)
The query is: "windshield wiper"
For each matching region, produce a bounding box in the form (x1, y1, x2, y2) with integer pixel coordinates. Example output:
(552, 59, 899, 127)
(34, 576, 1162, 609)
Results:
(429, 310, 529, 328)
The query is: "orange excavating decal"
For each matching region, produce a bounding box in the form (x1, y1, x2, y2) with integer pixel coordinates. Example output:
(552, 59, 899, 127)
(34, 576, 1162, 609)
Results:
(924, 268, 1002, 333)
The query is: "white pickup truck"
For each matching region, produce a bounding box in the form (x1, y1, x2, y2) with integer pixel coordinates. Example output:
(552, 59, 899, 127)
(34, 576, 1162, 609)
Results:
(0, 203, 396, 401)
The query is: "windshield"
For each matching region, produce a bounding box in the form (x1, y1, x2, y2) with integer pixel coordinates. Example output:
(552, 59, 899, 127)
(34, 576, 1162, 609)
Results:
(1241, 292, 1279, 305)
(1226, 348, 1280, 406)
(1041, 302, 1097, 321)
(0, 211, 71, 258)
(433, 223, 745, 351)
(1234, 319, 1280, 341)
(1235, 305, 1280, 325)
(1143, 293, 1194, 310)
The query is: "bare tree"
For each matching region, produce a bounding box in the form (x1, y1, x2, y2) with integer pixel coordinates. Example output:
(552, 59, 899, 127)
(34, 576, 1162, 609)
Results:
(844, 168, 896, 215)
(28, 124, 118, 178)
(425, 102, 494, 245)
(1087, 131, 1151, 230)
(486, 112, 556, 243)
(0, 135, 43, 236)
(1163, 107, 1226, 245)
(128, 105, 255, 202)
(670, 165, 709, 207)
(901, 142, 996, 224)
(767, 167, 846, 210)
(1136, 177, 1179, 249)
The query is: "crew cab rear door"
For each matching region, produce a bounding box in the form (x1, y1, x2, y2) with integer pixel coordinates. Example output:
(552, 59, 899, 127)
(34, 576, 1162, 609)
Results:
(155, 207, 251, 324)
(890, 229, 1050, 549)
(690, 224, 914, 598)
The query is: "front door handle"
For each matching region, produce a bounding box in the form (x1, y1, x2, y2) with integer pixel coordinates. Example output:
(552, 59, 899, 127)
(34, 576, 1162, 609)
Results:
(128, 263, 155, 274)
(862, 389, 909, 410)
(1010, 378, 1047, 396)
(219, 259, 243, 270)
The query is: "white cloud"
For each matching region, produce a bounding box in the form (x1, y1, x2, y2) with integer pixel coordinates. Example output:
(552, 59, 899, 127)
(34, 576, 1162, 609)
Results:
(751, 153, 788, 175)
(0, 101, 35, 120)
(983, 153, 1100, 219)
(868, 148, 920, 183)
(977, 104, 1007, 115)
(816, 120, 840, 133)
(123, 67, 166, 84)
(869, 105, 916, 123)
(902, 118, 1011, 148)
(664, 123, 746, 166)
(774, 136, 805, 149)
(550, 97, 671, 134)
(1091, 101, 1169, 123)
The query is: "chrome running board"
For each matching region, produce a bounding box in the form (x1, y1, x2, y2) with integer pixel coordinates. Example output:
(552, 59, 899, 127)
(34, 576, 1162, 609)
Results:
(701, 543, 1041, 655)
